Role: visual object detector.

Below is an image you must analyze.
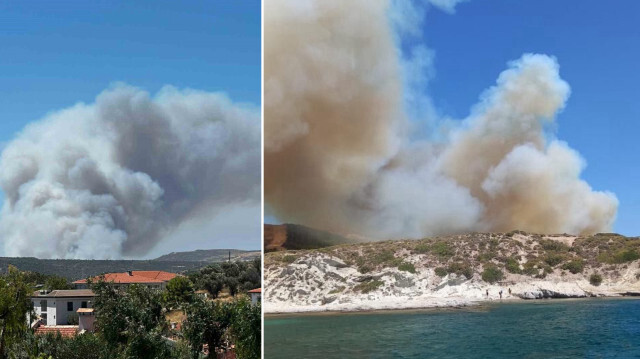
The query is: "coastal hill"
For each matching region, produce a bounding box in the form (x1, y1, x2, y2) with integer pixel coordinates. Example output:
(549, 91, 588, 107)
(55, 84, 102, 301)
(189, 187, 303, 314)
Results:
(264, 223, 355, 252)
(264, 229, 640, 313)
(0, 248, 259, 281)
(154, 249, 260, 262)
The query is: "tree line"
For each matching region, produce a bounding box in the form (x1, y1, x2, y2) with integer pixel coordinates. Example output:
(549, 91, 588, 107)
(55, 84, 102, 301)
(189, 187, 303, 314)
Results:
(0, 261, 261, 359)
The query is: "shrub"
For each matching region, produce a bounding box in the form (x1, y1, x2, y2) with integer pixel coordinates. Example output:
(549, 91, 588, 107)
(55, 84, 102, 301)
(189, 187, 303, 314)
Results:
(282, 255, 298, 263)
(562, 259, 584, 274)
(590, 273, 603, 286)
(398, 262, 416, 274)
(539, 239, 569, 252)
(543, 253, 565, 267)
(522, 261, 539, 276)
(481, 265, 503, 284)
(414, 242, 431, 254)
(477, 251, 497, 263)
(613, 249, 640, 263)
(447, 262, 473, 279)
(431, 241, 455, 259)
(354, 280, 384, 294)
(434, 267, 448, 277)
(505, 257, 521, 274)
(372, 250, 395, 265)
(358, 264, 372, 274)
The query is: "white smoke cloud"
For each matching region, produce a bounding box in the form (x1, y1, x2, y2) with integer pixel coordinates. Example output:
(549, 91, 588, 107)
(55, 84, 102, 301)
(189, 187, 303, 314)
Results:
(265, 0, 618, 239)
(0, 85, 260, 259)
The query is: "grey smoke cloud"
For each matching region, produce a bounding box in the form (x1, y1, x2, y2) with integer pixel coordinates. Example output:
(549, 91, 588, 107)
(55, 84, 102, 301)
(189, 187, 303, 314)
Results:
(0, 85, 260, 259)
(265, 0, 618, 239)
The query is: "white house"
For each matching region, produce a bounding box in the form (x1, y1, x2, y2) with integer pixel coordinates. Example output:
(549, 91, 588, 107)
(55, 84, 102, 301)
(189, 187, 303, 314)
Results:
(30, 289, 95, 326)
(248, 288, 261, 305)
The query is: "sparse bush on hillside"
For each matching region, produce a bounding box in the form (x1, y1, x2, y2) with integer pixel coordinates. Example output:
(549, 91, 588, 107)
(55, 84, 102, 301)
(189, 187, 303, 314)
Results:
(431, 241, 455, 259)
(590, 273, 603, 286)
(397, 262, 416, 274)
(477, 251, 497, 263)
(434, 267, 448, 277)
(544, 253, 566, 267)
(281, 255, 298, 263)
(447, 262, 473, 279)
(562, 259, 584, 274)
(481, 265, 503, 284)
(505, 257, 521, 274)
(354, 280, 384, 294)
(539, 239, 569, 252)
(414, 242, 431, 254)
(610, 249, 640, 264)
(358, 264, 372, 274)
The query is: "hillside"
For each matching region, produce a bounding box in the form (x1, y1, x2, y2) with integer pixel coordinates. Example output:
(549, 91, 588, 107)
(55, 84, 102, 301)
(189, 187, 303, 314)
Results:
(0, 248, 258, 280)
(264, 223, 355, 252)
(264, 231, 640, 313)
(154, 249, 260, 262)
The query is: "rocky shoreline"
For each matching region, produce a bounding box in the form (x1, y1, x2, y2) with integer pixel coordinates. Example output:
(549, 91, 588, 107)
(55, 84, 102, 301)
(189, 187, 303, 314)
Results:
(264, 232, 640, 313)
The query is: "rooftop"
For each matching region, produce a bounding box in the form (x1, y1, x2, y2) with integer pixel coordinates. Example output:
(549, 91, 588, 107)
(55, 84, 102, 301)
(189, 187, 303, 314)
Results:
(32, 289, 95, 298)
(73, 271, 178, 285)
(248, 288, 261, 293)
(35, 325, 78, 338)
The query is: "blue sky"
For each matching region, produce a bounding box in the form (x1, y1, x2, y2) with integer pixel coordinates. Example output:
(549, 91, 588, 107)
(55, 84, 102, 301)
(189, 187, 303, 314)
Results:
(416, 0, 639, 236)
(0, 1, 261, 256)
(0, 0, 260, 142)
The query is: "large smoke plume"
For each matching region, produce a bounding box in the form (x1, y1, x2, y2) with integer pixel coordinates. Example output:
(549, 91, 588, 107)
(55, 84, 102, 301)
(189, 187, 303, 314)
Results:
(0, 85, 260, 259)
(265, 0, 618, 239)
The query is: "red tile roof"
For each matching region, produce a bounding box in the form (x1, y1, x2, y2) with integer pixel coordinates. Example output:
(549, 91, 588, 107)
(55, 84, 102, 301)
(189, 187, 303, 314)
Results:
(248, 288, 261, 293)
(73, 271, 177, 285)
(35, 325, 78, 338)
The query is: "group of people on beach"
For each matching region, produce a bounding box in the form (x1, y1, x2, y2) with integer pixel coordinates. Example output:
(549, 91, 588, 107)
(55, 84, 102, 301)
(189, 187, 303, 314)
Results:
(486, 288, 511, 299)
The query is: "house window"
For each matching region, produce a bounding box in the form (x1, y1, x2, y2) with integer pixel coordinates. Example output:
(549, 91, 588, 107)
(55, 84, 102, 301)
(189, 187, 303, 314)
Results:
(67, 302, 73, 311)
(41, 313, 47, 321)
(40, 300, 47, 312)
(81, 301, 87, 308)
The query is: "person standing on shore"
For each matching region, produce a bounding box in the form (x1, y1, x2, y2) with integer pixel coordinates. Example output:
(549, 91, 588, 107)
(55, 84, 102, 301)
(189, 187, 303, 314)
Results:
(486, 289, 489, 298)
(499, 290, 503, 299)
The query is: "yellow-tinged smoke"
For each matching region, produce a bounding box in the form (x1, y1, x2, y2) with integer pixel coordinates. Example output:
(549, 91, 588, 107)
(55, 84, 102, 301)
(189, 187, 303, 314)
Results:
(265, 0, 618, 239)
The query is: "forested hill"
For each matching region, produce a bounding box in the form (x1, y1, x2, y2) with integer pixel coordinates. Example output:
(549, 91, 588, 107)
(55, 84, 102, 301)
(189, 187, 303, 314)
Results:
(0, 248, 259, 280)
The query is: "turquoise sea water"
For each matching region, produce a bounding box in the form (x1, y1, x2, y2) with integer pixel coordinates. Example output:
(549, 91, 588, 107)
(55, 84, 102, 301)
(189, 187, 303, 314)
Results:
(265, 299, 640, 358)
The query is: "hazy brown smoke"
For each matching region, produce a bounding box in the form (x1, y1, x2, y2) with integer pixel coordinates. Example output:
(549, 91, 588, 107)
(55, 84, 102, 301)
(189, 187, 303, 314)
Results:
(264, 0, 618, 239)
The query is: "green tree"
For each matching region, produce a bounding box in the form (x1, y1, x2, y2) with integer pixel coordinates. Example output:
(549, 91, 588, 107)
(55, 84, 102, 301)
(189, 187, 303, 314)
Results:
(164, 276, 195, 309)
(182, 298, 232, 359)
(90, 280, 172, 359)
(0, 266, 33, 359)
(229, 298, 260, 359)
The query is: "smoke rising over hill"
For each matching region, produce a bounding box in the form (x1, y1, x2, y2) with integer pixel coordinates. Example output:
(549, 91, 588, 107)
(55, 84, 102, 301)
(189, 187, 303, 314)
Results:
(0, 85, 260, 259)
(264, 0, 617, 239)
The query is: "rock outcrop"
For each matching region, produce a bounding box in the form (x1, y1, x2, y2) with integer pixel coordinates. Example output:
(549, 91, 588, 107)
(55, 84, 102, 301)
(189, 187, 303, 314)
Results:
(265, 231, 640, 313)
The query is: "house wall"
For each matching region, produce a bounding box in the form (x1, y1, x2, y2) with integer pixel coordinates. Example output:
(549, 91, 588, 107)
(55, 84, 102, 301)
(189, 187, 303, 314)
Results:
(31, 298, 93, 325)
(79, 313, 95, 332)
(250, 293, 261, 305)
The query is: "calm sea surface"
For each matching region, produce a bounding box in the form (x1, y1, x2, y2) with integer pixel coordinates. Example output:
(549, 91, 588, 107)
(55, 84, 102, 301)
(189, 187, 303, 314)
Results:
(265, 298, 640, 358)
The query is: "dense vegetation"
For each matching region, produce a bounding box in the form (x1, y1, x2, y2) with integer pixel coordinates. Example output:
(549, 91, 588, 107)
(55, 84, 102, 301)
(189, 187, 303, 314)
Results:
(0, 261, 261, 359)
(188, 260, 261, 299)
